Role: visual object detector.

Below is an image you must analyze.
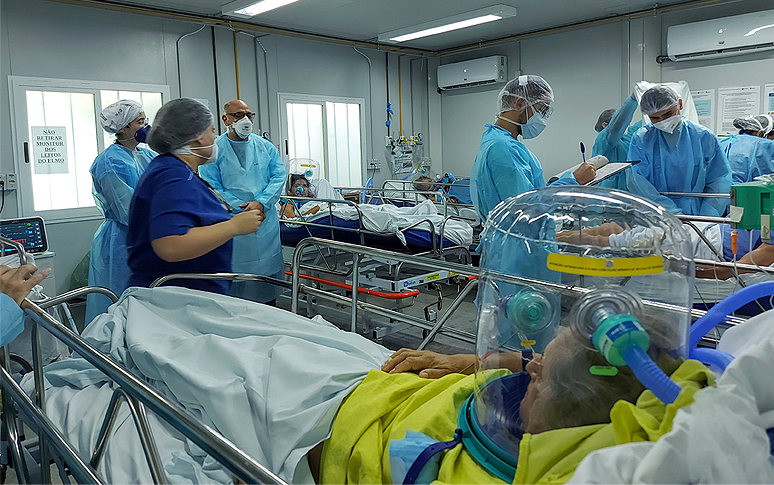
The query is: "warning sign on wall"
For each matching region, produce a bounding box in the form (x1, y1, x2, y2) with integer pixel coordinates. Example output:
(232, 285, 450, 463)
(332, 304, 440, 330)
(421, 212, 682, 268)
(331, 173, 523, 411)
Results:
(31, 126, 68, 175)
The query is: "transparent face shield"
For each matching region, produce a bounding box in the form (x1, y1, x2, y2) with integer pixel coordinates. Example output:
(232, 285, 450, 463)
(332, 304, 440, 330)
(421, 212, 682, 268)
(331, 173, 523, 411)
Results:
(460, 186, 694, 482)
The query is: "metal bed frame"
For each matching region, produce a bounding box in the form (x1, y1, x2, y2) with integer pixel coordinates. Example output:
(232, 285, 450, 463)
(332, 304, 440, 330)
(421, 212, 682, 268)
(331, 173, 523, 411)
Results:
(0, 235, 288, 485)
(289, 237, 746, 345)
(280, 193, 474, 313)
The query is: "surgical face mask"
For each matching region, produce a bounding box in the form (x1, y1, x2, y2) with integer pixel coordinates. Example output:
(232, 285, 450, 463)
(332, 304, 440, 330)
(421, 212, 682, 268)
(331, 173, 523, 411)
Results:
(174, 143, 218, 165)
(498, 105, 549, 140)
(653, 114, 682, 134)
(231, 117, 253, 139)
(134, 125, 151, 143)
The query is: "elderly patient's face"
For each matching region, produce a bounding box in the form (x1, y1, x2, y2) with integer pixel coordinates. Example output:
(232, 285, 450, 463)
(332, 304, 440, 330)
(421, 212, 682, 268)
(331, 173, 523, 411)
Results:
(519, 328, 572, 434)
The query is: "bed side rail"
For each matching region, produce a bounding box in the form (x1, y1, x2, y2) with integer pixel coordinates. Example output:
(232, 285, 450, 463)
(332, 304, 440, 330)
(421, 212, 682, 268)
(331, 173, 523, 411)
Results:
(0, 242, 288, 485)
(290, 237, 745, 341)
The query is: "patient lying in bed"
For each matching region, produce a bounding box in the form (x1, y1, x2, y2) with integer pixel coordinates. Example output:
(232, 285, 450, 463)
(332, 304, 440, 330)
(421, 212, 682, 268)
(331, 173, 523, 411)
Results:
(556, 222, 774, 280)
(29, 286, 725, 485)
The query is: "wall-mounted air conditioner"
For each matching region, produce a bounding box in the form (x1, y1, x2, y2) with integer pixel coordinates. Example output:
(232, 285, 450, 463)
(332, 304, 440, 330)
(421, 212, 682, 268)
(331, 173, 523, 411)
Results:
(437, 56, 507, 90)
(667, 9, 774, 61)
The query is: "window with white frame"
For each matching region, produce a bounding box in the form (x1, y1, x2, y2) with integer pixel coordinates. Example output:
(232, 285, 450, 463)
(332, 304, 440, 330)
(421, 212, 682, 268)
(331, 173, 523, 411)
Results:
(279, 94, 365, 188)
(9, 77, 169, 222)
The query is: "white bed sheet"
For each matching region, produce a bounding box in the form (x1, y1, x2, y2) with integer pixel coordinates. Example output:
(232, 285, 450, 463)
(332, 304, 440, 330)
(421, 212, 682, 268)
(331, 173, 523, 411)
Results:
(22, 286, 392, 484)
(288, 199, 474, 247)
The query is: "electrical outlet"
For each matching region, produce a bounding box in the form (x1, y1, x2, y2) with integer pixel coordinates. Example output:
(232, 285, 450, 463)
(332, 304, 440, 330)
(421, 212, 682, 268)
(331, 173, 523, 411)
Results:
(368, 159, 382, 170)
(0, 174, 5, 187)
(5, 173, 17, 190)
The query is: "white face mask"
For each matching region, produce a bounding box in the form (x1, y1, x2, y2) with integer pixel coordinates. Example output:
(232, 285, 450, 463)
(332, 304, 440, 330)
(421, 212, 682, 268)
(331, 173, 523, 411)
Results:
(653, 115, 682, 134)
(231, 117, 253, 139)
(173, 143, 218, 164)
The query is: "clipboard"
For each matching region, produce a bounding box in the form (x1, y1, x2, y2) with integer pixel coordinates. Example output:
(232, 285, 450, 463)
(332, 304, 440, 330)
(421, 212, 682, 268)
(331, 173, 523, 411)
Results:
(548, 160, 640, 186)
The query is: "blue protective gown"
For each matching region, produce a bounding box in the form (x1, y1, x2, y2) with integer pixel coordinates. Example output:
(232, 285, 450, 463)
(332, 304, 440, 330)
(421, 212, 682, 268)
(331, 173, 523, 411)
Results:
(627, 118, 732, 217)
(471, 124, 577, 221)
(719, 134, 774, 185)
(199, 134, 287, 303)
(127, 154, 233, 295)
(85, 143, 155, 324)
(0, 293, 25, 346)
(592, 95, 642, 163)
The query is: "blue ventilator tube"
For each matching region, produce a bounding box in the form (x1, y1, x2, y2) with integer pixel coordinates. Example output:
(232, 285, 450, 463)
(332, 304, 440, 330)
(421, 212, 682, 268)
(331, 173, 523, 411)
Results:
(621, 345, 682, 404)
(689, 281, 774, 348)
(689, 347, 734, 372)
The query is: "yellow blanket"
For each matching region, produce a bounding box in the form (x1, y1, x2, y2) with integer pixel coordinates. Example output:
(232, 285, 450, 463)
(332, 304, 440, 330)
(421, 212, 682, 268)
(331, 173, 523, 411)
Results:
(320, 360, 713, 484)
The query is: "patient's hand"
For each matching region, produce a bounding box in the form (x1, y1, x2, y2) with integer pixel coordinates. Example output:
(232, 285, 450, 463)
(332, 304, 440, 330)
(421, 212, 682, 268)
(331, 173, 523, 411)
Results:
(381, 349, 476, 378)
(556, 221, 625, 246)
(303, 205, 321, 216)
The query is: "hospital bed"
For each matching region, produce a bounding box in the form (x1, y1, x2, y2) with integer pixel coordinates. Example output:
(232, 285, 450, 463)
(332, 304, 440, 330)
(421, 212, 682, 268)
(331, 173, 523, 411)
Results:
(378, 179, 479, 225)
(0, 236, 289, 484)
(1, 233, 761, 484)
(675, 209, 774, 315)
(280, 196, 476, 325)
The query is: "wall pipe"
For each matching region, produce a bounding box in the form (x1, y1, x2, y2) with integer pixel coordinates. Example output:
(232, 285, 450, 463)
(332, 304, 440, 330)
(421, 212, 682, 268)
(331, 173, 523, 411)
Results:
(385, 52, 390, 137)
(211, 26, 222, 135)
(255, 37, 271, 136)
(353, 47, 374, 160)
(233, 30, 241, 99)
(398, 54, 404, 136)
(175, 24, 206, 97)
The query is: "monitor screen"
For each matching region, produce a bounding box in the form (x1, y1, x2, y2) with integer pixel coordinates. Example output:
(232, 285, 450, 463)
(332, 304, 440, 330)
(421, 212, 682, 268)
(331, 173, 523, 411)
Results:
(0, 217, 48, 255)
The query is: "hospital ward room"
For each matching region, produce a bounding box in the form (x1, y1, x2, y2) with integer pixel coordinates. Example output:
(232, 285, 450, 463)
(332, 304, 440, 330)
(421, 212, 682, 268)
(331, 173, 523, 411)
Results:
(4, 0, 774, 484)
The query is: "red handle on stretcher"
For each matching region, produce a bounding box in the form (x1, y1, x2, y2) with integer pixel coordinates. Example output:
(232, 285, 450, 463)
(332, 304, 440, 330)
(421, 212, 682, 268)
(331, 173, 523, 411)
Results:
(284, 271, 420, 299)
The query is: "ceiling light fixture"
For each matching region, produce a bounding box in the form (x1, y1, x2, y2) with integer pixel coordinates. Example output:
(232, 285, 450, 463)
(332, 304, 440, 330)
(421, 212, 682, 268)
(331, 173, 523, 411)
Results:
(222, 0, 302, 18)
(378, 5, 517, 44)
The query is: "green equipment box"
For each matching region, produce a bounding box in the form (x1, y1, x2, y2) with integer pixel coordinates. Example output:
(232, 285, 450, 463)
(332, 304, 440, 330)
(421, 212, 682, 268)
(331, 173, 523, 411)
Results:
(730, 181, 774, 231)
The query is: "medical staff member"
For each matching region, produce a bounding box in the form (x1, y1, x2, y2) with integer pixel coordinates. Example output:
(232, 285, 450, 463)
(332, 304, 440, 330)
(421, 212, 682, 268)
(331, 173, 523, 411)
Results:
(759, 114, 774, 140)
(200, 100, 286, 305)
(628, 86, 732, 217)
(592, 90, 642, 164)
(470, 75, 596, 221)
(86, 100, 156, 323)
(720, 116, 774, 184)
(127, 98, 264, 295)
(0, 265, 50, 346)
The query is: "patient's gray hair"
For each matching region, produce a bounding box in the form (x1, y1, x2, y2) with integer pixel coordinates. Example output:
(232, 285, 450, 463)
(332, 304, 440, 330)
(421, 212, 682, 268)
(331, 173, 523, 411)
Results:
(538, 318, 682, 432)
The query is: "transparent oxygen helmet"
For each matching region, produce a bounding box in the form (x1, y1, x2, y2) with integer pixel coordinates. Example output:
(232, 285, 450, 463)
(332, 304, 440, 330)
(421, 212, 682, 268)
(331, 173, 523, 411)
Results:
(287, 173, 316, 198)
(459, 185, 694, 482)
(286, 158, 321, 197)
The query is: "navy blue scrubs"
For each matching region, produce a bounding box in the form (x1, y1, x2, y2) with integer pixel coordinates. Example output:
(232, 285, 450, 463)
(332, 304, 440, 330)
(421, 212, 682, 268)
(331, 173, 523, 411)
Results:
(127, 154, 232, 294)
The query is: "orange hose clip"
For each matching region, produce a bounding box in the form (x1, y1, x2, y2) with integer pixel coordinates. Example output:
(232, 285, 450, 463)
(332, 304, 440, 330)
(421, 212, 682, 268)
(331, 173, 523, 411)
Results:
(731, 230, 738, 256)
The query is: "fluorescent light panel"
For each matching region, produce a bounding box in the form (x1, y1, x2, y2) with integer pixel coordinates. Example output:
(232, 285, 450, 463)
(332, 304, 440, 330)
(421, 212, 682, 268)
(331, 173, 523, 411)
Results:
(378, 5, 517, 44)
(223, 0, 301, 17)
(390, 15, 502, 42)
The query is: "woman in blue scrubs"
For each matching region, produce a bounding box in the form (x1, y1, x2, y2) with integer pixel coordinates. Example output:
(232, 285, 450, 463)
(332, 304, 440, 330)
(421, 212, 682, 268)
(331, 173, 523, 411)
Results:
(127, 98, 264, 295)
(86, 100, 156, 323)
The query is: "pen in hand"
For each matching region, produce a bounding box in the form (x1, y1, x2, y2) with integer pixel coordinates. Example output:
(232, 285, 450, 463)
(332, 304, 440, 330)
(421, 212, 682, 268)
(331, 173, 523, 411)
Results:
(580, 142, 586, 163)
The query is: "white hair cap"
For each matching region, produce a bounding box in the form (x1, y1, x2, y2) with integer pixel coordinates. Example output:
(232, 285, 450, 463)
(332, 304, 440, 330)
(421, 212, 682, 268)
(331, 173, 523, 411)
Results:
(100, 100, 143, 134)
(497, 75, 553, 115)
